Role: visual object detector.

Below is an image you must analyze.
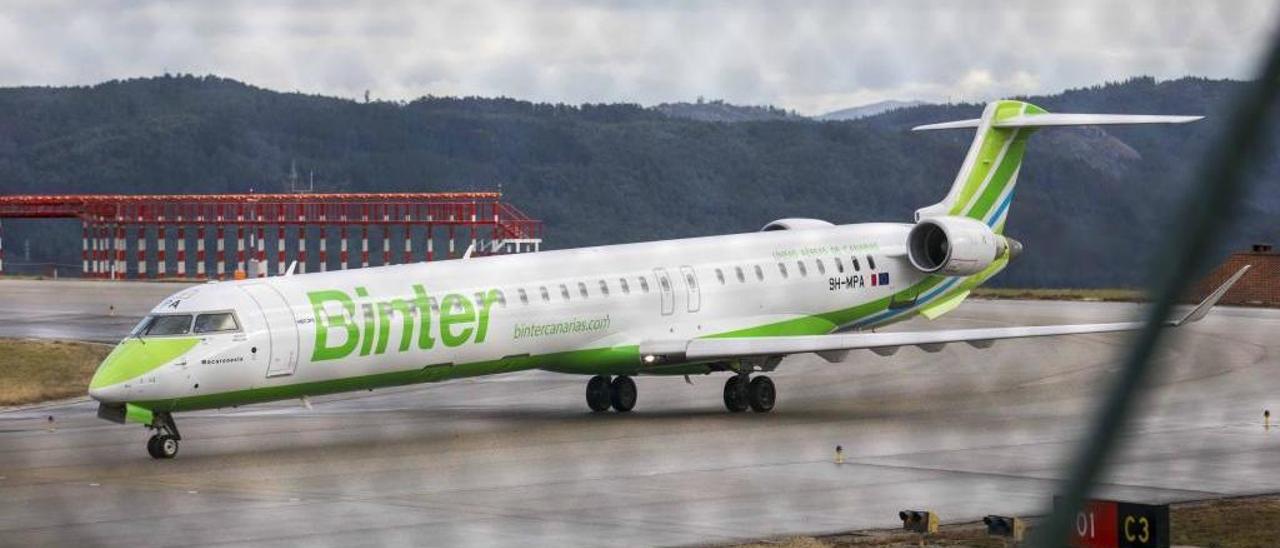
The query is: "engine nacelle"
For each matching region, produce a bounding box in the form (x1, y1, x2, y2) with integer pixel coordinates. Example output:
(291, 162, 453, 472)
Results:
(761, 218, 834, 232)
(907, 216, 1004, 276)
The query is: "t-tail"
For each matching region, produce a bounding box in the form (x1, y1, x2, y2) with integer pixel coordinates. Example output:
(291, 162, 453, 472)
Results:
(912, 100, 1202, 234)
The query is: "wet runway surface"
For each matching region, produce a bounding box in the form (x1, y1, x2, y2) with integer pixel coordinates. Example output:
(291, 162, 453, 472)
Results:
(0, 279, 195, 342)
(1, 279, 1279, 546)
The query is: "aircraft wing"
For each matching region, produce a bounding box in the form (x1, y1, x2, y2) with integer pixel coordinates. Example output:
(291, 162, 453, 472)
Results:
(639, 266, 1250, 364)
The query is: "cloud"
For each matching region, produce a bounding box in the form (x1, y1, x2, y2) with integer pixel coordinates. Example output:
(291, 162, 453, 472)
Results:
(0, 0, 1275, 114)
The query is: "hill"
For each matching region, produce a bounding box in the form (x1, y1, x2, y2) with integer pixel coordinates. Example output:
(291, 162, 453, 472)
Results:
(0, 75, 1274, 287)
(816, 100, 928, 121)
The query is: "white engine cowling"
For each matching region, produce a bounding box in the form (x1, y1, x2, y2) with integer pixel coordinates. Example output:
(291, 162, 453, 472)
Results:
(907, 216, 1004, 276)
(761, 218, 834, 232)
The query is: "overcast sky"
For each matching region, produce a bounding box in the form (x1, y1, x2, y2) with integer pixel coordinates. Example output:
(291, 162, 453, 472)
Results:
(2, 0, 1277, 115)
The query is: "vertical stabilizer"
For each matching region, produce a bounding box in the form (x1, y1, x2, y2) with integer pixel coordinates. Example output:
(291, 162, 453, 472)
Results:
(912, 101, 1201, 235)
(913, 100, 1042, 233)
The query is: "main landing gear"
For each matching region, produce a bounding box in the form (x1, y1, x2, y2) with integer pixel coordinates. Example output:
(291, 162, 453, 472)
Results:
(146, 412, 181, 460)
(586, 375, 637, 412)
(582, 368, 775, 414)
(723, 374, 775, 413)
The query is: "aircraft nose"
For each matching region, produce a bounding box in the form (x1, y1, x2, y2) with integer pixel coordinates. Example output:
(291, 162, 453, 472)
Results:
(87, 337, 199, 402)
(88, 381, 125, 404)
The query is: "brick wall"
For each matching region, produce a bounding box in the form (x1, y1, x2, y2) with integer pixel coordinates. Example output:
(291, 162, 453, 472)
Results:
(1187, 252, 1280, 307)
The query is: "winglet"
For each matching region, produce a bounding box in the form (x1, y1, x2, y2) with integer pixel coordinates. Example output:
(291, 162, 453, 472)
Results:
(283, 260, 297, 277)
(1169, 265, 1252, 326)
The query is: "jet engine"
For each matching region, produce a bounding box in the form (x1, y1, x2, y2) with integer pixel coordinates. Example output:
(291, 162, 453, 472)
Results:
(906, 216, 1006, 276)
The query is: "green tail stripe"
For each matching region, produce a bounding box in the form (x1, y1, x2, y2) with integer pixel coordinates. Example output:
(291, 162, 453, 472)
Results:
(967, 130, 1031, 222)
(946, 100, 1044, 221)
(951, 128, 1016, 212)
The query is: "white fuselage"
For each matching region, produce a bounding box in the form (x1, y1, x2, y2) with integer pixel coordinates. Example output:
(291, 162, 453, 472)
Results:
(90, 222, 963, 411)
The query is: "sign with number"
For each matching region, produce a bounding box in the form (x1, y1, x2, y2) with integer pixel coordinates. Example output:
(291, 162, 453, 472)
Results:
(1057, 498, 1169, 548)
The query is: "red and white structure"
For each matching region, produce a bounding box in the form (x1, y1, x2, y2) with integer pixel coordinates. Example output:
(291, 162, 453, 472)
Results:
(0, 192, 542, 279)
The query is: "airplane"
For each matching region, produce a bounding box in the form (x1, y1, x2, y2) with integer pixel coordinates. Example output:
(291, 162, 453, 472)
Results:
(87, 99, 1248, 459)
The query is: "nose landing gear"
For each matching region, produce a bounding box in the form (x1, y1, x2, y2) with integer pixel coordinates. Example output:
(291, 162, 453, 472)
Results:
(585, 375, 637, 412)
(146, 412, 181, 459)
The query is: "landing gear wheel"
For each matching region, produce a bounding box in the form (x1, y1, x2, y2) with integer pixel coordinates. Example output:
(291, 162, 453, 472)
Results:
(748, 375, 776, 413)
(586, 375, 612, 412)
(610, 375, 637, 412)
(723, 376, 749, 413)
(147, 434, 179, 459)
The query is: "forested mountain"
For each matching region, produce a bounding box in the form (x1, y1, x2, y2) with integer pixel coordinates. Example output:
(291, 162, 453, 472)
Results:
(0, 75, 1275, 287)
(654, 99, 803, 122)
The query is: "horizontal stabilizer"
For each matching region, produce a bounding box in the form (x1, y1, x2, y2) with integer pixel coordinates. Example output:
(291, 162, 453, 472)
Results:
(992, 113, 1203, 128)
(911, 119, 981, 131)
(913, 113, 1202, 131)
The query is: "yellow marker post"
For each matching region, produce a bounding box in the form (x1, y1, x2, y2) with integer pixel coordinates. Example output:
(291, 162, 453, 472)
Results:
(835, 445, 845, 464)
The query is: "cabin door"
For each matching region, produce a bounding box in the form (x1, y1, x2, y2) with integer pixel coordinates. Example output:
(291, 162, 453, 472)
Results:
(239, 283, 300, 378)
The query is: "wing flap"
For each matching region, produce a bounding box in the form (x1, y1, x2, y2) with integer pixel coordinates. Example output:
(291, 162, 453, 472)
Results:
(640, 266, 1249, 364)
(678, 321, 1146, 361)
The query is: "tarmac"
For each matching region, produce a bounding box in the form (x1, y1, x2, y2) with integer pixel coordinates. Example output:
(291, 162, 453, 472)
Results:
(1, 278, 1279, 547)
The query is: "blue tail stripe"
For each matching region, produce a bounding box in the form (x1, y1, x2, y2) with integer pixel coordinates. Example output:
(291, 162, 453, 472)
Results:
(985, 189, 1014, 227)
(852, 276, 962, 329)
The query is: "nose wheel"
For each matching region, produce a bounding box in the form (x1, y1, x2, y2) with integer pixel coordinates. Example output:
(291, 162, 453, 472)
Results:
(724, 375, 774, 413)
(145, 412, 181, 459)
(147, 434, 179, 459)
(585, 375, 637, 412)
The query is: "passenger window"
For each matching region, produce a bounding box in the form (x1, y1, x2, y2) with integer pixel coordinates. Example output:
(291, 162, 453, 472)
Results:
(193, 313, 237, 334)
(560, 284, 571, 301)
(867, 255, 877, 270)
(495, 291, 507, 307)
(540, 286, 550, 302)
(851, 256, 861, 271)
(816, 259, 826, 275)
(754, 264, 764, 281)
(685, 272, 697, 290)
(735, 266, 745, 283)
(659, 276, 671, 291)
(797, 261, 808, 277)
(639, 277, 650, 293)
(835, 257, 845, 273)
(778, 262, 788, 278)
(429, 297, 439, 312)
(619, 278, 631, 294)
(578, 282, 589, 298)
(716, 268, 725, 285)
(598, 280, 609, 296)
(518, 288, 529, 305)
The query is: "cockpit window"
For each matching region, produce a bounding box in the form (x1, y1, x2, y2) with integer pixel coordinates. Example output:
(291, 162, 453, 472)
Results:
(134, 315, 193, 337)
(194, 313, 240, 334)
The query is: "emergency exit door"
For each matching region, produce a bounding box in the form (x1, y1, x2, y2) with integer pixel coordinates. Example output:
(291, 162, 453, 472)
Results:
(679, 265, 701, 312)
(654, 267, 674, 316)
